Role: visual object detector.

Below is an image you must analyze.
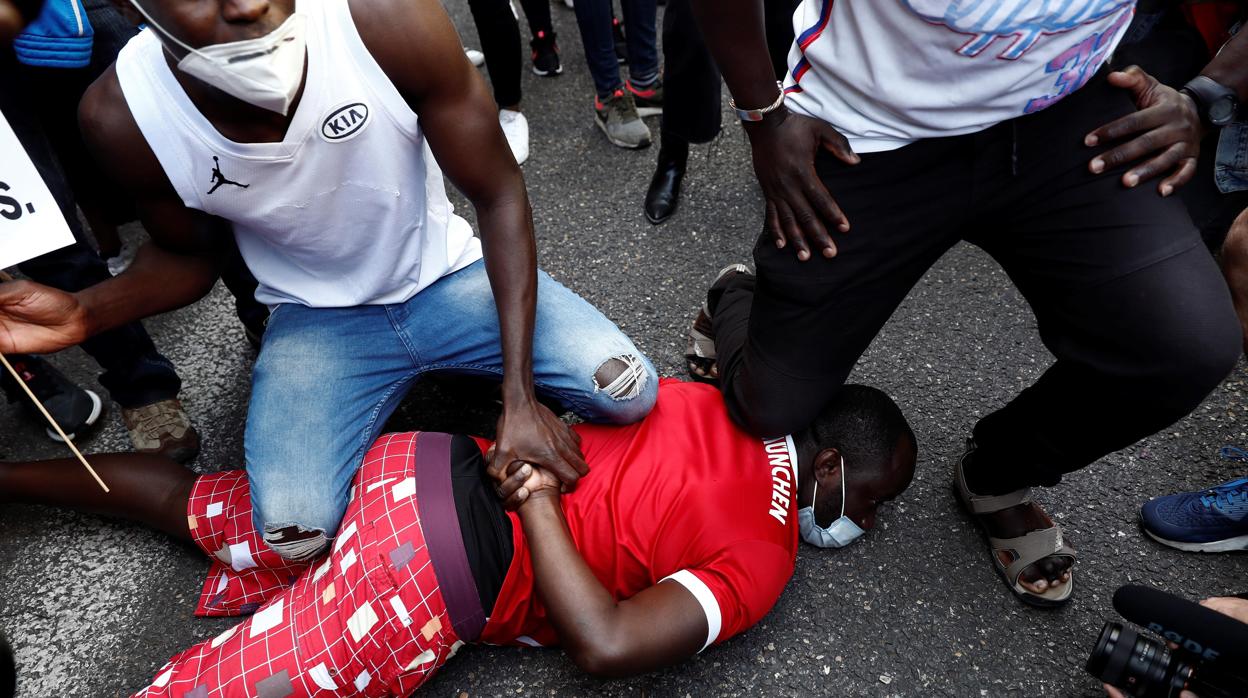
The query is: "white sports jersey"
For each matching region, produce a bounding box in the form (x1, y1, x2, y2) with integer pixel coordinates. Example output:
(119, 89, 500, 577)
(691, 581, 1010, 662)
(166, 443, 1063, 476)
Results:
(115, 0, 483, 308)
(783, 0, 1137, 153)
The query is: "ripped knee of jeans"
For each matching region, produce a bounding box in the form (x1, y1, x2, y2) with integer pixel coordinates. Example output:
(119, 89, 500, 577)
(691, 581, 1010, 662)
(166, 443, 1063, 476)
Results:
(593, 354, 649, 401)
(263, 522, 331, 562)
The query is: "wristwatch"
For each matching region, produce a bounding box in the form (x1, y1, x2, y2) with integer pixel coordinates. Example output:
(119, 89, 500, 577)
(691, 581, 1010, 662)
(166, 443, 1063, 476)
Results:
(730, 82, 785, 122)
(1180, 75, 1239, 128)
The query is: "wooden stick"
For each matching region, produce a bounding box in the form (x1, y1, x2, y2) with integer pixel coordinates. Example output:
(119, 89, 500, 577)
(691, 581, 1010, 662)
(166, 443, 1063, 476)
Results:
(0, 273, 109, 492)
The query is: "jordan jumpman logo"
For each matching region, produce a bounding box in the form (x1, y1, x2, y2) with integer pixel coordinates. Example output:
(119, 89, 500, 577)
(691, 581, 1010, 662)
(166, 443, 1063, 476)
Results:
(207, 156, 250, 195)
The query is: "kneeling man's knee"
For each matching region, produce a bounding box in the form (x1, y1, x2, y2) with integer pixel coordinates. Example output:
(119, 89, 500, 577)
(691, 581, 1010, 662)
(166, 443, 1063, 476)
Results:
(1146, 304, 1242, 415)
(590, 353, 658, 423)
(251, 482, 348, 562)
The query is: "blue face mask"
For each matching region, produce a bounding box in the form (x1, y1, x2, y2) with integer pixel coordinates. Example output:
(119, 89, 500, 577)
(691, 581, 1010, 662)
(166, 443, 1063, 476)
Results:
(798, 457, 865, 548)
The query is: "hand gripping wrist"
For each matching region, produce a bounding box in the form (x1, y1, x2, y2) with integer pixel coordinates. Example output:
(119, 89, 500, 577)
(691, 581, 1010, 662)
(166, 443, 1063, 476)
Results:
(731, 82, 785, 122)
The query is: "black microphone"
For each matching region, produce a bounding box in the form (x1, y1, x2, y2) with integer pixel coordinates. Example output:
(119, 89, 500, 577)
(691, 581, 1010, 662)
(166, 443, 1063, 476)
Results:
(1113, 584, 1248, 665)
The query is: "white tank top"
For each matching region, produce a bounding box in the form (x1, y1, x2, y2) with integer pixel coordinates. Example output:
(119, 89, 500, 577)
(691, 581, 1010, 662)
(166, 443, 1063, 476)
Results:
(114, 0, 483, 308)
(782, 0, 1136, 153)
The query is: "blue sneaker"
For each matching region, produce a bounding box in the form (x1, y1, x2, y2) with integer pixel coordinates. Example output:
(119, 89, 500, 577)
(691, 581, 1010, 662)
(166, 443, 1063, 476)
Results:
(1140, 476, 1248, 552)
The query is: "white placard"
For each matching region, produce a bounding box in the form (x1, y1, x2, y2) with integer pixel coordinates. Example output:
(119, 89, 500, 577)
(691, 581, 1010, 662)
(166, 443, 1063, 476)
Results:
(0, 112, 75, 269)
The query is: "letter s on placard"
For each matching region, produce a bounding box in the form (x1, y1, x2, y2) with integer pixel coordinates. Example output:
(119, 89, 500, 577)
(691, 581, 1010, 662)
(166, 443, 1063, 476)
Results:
(0, 181, 22, 221)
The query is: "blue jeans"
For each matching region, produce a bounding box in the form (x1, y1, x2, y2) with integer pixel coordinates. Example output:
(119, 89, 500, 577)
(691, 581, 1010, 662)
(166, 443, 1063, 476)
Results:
(1216, 120, 1248, 194)
(246, 260, 657, 560)
(572, 0, 658, 97)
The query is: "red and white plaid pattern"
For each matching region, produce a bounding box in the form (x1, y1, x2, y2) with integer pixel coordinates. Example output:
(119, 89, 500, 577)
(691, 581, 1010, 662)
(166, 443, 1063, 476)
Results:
(136, 433, 465, 697)
(188, 471, 308, 617)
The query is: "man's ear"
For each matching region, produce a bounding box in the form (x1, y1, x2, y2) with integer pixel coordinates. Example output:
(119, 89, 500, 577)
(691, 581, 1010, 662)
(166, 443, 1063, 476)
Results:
(811, 447, 842, 486)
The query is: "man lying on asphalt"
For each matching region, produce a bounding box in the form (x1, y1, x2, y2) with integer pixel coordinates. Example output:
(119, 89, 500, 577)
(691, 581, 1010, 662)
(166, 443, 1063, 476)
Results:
(1, 380, 917, 695)
(683, 0, 1248, 606)
(0, 0, 658, 562)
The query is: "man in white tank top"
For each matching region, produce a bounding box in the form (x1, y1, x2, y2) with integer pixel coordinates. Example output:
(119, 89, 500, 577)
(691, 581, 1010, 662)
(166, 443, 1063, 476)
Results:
(0, 0, 658, 562)
(681, 1, 1247, 608)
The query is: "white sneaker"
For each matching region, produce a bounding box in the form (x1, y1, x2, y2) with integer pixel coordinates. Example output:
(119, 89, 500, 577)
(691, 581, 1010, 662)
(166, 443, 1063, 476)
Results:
(464, 47, 485, 67)
(562, 0, 574, 7)
(499, 109, 530, 165)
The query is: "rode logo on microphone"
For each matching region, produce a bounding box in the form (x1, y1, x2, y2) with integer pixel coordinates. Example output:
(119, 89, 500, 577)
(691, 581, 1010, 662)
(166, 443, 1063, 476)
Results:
(320, 102, 370, 142)
(1145, 623, 1221, 661)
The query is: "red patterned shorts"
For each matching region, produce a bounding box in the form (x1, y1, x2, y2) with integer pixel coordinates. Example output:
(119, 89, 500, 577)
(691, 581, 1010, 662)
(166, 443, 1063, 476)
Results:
(135, 433, 466, 697)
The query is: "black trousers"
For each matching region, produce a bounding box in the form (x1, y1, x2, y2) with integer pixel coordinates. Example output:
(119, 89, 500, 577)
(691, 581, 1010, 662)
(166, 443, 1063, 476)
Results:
(466, 0, 554, 108)
(712, 71, 1242, 490)
(1, 49, 183, 409)
(659, 0, 799, 144)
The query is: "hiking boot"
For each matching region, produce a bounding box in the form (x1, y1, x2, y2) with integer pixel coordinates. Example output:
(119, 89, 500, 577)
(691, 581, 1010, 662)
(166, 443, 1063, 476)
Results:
(627, 78, 663, 117)
(122, 398, 200, 463)
(1, 354, 103, 442)
(595, 89, 651, 149)
(530, 30, 562, 76)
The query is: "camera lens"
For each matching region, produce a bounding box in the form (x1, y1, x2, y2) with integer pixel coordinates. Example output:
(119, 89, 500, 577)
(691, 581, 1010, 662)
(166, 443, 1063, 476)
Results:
(1087, 622, 1190, 698)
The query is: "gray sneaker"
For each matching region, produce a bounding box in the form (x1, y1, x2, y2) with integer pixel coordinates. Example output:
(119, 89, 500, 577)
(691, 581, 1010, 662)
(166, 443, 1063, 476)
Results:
(594, 88, 651, 149)
(122, 398, 201, 464)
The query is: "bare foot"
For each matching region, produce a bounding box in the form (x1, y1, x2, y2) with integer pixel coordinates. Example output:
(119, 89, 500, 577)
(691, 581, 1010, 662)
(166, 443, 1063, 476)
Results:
(974, 500, 1073, 595)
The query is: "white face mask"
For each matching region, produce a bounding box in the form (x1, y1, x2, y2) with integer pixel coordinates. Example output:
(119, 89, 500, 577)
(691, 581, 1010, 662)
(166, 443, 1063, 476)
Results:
(130, 2, 307, 116)
(798, 456, 866, 549)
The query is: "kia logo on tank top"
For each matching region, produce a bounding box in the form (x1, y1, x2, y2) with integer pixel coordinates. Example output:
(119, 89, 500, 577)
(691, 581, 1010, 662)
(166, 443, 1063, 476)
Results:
(320, 102, 370, 142)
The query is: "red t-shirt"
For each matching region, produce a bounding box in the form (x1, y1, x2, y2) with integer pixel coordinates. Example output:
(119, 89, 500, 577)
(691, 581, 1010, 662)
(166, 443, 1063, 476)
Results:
(478, 380, 800, 651)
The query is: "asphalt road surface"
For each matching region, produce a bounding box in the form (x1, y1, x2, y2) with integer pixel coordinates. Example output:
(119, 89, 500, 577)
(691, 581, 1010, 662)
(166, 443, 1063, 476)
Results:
(3, 3, 1247, 696)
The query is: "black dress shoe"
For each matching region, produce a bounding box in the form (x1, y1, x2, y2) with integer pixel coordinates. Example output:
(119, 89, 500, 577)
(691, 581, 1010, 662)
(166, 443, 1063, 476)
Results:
(645, 157, 686, 224)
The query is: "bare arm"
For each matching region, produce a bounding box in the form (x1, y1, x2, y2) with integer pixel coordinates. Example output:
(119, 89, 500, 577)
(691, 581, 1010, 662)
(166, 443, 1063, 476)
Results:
(689, 0, 859, 261)
(0, 67, 224, 354)
(352, 0, 588, 486)
(1201, 12, 1248, 103)
(497, 464, 708, 676)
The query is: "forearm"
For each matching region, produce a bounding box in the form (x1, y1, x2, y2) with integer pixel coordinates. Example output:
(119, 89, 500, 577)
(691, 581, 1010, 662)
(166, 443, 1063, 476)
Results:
(477, 184, 539, 405)
(76, 241, 219, 338)
(1202, 22, 1248, 102)
(0, 453, 196, 541)
(519, 495, 623, 666)
(689, 0, 780, 109)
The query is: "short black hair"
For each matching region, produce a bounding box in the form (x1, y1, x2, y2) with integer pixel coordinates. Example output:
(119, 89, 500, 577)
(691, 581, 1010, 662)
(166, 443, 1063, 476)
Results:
(802, 384, 916, 480)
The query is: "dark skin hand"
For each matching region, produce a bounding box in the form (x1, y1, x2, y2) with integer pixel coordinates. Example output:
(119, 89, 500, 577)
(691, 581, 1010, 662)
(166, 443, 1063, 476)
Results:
(0, 0, 587, 486)
(1086, 66, 1204, 195)
(1088, 20, 1248, 195)
(492, 460, 708, 677)
(688, 0, 858, 262)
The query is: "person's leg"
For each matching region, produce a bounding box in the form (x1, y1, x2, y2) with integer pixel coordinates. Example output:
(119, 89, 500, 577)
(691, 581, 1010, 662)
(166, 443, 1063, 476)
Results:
(619, 0, 658, 85)
(572, 0, 625, 96)
(1220, 207, 1248, 353)
(954, 75, 1241, 598)
(647, 0, 720, 223)
(466, 0, 523, 109)
(968, 73, 1241, 494)
(0, 452, 195, 542)
(517, 0, 554, 38)
(400, 260, 657, 424)
(244, 303, 416, 561)
(2, 59, 189, 452)
(712, 140, 968, 438)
